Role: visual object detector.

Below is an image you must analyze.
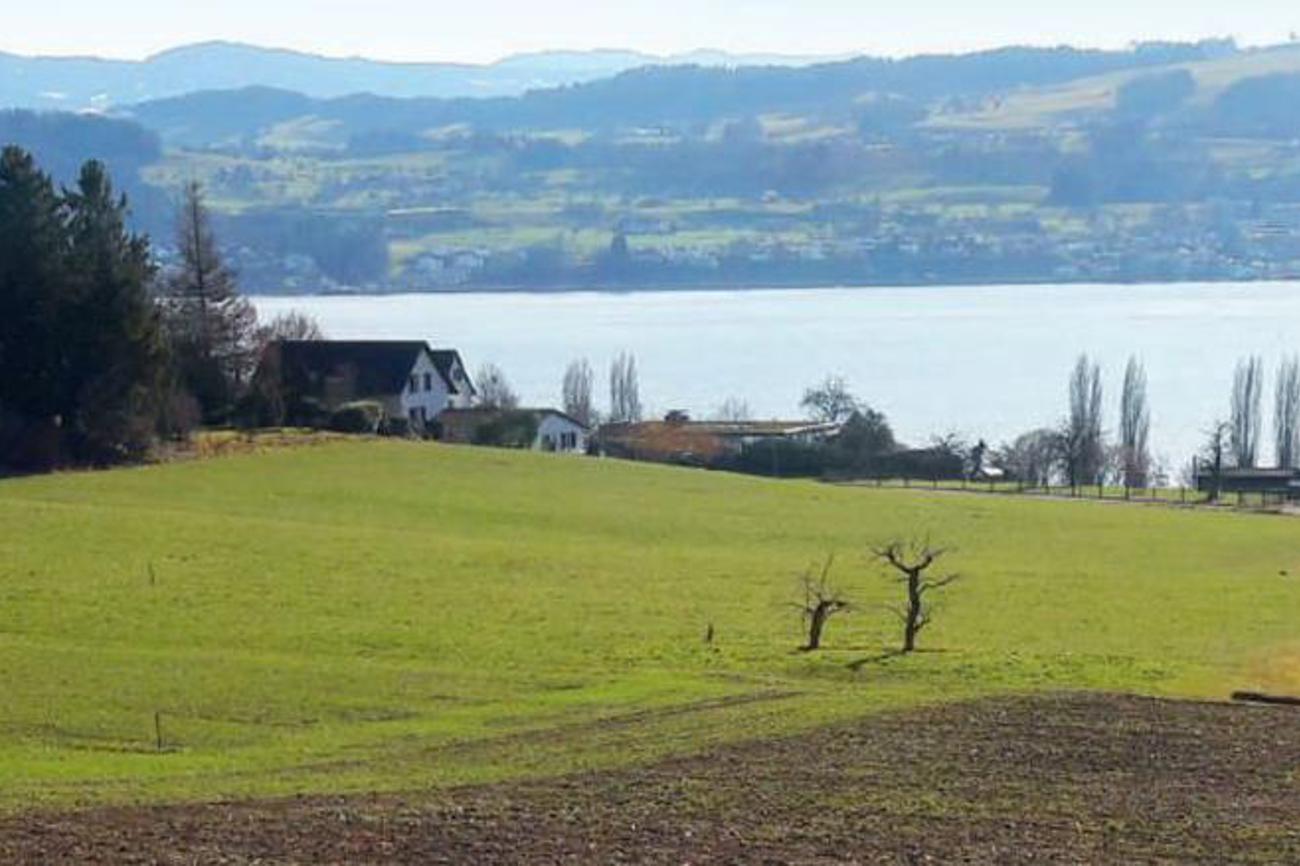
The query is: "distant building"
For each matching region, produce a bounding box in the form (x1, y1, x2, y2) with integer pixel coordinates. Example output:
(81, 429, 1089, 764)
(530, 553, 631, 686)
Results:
(261, 340, 475, 431)
(438, 408, 591, 453)
(598, 419, 844, 465)
(1195, 466, 1300, 498)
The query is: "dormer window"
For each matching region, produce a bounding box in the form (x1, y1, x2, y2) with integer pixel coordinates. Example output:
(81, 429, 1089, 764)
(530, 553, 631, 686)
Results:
(424, 373, 433, 392)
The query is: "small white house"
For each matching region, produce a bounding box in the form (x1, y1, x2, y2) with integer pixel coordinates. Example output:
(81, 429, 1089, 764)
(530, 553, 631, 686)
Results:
(535, 410, 590, 453)
(438, 408, 591, 453)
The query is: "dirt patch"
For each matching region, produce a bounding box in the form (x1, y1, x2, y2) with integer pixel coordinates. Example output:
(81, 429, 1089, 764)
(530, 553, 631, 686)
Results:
(3, 693, 1299, 864)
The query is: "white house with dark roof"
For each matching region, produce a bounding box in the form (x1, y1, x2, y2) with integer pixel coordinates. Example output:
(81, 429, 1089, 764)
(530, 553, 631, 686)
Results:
(264, 340, 476, 430)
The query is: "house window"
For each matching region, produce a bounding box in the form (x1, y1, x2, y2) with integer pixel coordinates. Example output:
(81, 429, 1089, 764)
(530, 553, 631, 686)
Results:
(409, 408, 419, 422)
(424, 373, 433, 392)
(409, 375, 419, 393)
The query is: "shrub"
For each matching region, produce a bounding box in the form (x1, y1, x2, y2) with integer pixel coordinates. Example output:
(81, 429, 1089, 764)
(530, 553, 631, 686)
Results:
(287, 397, 330, 429)
(472, 411, 539, 449)
(328, 401, 383, 435)
(378, 416, 412, 438)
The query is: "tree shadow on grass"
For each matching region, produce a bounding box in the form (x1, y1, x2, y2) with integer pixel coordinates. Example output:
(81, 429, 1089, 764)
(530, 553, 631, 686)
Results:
(845, 647, 954, 672)
(846, 650, 907, 672)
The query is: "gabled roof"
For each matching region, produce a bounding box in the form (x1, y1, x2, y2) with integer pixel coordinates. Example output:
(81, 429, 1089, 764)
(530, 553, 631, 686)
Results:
(274, 340, 437, 397)
(429, 349, 476, 396)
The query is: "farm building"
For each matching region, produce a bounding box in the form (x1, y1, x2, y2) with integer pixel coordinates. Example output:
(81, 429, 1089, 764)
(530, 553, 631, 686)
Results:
(437, 408, 590, 453)
(259, 340, 476, 430)
(1195, 467, 1300, 498)
(598, 418, 844, 465)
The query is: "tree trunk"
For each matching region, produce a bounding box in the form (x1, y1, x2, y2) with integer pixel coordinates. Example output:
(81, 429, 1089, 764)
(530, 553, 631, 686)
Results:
(806, 604, 829, 651)
(903, 570, 922, 653)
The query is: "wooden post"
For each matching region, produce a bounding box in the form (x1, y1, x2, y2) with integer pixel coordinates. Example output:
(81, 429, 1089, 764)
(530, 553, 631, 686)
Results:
(155, 711, 164, 753)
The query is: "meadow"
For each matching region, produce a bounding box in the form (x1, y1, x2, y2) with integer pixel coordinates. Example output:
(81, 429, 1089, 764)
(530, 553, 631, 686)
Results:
(1, 440, 1297, 812)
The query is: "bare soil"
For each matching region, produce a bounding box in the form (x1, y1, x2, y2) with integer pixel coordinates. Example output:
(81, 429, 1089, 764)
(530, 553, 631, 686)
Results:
(4, 693, 1298, 864)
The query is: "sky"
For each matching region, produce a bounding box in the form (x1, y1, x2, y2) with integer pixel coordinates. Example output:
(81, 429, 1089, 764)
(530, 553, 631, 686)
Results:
(3, 1, 1297, 63)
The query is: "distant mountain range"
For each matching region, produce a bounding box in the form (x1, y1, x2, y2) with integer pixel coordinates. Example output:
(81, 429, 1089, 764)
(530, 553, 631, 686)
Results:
(10, 36, 1300, 294)
(0, 41, 841, 110)
(120, 41, 1240, 150)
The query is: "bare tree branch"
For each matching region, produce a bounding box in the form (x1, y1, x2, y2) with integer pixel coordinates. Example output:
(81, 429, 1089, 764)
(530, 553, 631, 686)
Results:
(795, 555, 852, 652)
(870, 539, 961, 654)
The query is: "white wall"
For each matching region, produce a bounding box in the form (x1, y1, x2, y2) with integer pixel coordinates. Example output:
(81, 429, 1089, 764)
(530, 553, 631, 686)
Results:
(442, 355, 476, 409)
(399, 351, 453, 426)
(536, 414, 588, 453)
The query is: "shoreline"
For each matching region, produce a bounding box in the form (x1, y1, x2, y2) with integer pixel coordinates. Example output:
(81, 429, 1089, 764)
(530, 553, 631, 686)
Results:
(246, 275, 1300, 300)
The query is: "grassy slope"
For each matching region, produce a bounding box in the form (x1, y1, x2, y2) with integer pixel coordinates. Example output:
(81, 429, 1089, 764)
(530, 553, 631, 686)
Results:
(929, 45, 1300, 130)
(1, 441, 1297, 810)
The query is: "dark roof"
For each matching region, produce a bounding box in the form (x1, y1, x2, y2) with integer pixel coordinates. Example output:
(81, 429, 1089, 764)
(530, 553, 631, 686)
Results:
(1216, 468, 1300, 479)
(429, 349, 475, 396)
(274, 340, 433, 397)
(440, 407, 589, 430)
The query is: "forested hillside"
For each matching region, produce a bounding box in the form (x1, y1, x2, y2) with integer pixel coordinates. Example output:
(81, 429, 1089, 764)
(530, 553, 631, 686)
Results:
(9, 40, 1300, 292)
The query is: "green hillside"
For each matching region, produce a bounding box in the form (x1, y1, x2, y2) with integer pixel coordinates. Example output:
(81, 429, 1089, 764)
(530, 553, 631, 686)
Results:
(1, 441, 1297, 810)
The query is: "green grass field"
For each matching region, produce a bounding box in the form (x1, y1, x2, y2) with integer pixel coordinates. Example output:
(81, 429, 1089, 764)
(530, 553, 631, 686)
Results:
(2, 441, 1298, 812)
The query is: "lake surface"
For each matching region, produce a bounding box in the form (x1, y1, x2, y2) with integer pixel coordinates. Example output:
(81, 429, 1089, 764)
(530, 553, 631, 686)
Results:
(256, 281, 1300, 468)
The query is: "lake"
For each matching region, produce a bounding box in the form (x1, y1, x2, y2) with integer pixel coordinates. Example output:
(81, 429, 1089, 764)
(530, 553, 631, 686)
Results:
(255, 281, 1300, 469)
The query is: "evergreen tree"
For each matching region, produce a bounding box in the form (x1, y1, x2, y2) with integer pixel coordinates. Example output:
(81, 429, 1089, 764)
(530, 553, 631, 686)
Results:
(162, 181, 256, 423)
(1, 148, 168, 468)
(62, 160, 166, 462)
(0, 146, 68, 430)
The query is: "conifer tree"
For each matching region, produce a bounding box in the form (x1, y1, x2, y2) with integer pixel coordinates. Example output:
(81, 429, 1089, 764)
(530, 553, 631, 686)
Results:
(0, 146, 68, 430)
(63, 160, 166, 461)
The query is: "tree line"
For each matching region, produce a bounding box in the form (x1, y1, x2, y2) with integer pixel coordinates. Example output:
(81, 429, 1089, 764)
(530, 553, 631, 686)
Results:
(0, 148, 317, 471)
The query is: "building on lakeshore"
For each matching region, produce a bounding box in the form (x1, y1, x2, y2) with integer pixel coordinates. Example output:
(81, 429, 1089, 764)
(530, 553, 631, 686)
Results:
(260, 340, 475, 431)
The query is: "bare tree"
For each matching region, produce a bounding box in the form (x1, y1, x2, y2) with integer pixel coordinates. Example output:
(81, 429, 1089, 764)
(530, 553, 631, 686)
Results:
(1276, 356, 1300, 468)
(998, 428, 1057, 487)
(476, 363, 520, 410)
(1119, 356, 1152, 489)
(561, 359, 595, 427)
(801, 375, 860, 424)
(793, 556, 852, 652)
(162, 181, 258, 421)
(258, 310, 325, 344)
(872, 540, 960, 654)
(1231, 356, 1264, 468)
(608, 352, 642, 423)
(1061, 355, 1105, 488)
(712, 397, 753, 422)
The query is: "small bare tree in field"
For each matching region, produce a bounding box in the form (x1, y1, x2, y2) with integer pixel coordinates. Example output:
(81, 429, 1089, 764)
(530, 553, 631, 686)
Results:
(872, 540, 960, 654)
(794, 555, 852, 652)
